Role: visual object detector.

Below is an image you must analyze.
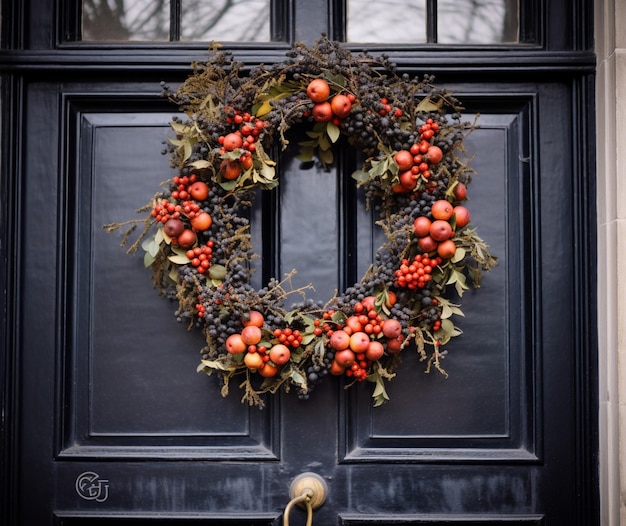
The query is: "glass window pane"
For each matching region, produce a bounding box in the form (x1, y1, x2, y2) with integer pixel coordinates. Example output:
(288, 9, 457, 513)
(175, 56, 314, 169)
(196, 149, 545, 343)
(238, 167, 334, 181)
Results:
(347, 0, 427, 44)
(181, 0, 271, 42)
(437, 0, 519, 44)
(82, 0, 170, 42)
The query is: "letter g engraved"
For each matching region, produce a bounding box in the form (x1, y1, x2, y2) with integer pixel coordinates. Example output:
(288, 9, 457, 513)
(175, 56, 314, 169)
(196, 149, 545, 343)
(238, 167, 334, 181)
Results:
(75, 471, 109, 502)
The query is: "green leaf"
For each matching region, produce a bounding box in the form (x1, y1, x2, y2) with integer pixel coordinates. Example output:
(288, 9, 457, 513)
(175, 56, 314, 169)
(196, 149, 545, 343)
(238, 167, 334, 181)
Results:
(189, 159, 212, 170)
(208, 264, 227, 280)
(296, 147, 314, 163)
(318, 133, 331, 151)
(322, 72, 346, 88)
(372, 378, 386, 397)
(290, 370, 306, 387)
(313, 340, 327, 363)
(170, 121, 188, 134)
(368, 373, 390, 407)
(370, 158, 391, 178)
(453, 272, 468, 296)
(416, 95, 443, 113)
(318, 147, 334, 166)
(255, 99, 274, 117)
(441, 318, 462, 338)
(452, 247, 466, 263)
(143, 251, 155, 268)
(326, 122, 340, 143)
(331, 310, 346, 324)
(218, 178, 238, 191)
(199, 93, 215, 112)
(259, 162, 276, 181)
(183, 141, 192, 162)
(351, 169, 370, 183)
(168, 253, 190, 265)
(198, 358, 237, 372)
(141, 237, 159, 257)
(161, 229, 173, 245)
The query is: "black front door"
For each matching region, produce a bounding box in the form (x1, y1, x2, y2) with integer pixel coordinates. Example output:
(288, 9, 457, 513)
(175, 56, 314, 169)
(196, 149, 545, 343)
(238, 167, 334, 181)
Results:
(1, 1, 598, 524)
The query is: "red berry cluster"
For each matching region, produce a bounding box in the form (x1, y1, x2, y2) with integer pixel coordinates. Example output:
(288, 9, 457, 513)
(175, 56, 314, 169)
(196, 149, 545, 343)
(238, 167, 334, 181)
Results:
(394, 254, 443, 289)
(272, 327, 303, 348)
(418, 118, 440, 139)
(220, 110, 266, 154)
(246, 345, 270, 362)
(392, 121, 444, 193)
(313, 309, 338, 337)
(378, 97, 403, 118)
(346, 355, 370, 381)
(185, 241, 214, 274)
(180, 200, 202, 219)
(151, 198, 182, 224)
(196, 296, 206, 318)
(170, 173, 198, 200)
(324, 296, 405, 382)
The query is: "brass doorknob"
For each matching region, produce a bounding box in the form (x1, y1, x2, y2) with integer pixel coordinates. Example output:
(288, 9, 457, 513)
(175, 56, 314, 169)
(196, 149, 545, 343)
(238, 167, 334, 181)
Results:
(288, 472, 328, 510)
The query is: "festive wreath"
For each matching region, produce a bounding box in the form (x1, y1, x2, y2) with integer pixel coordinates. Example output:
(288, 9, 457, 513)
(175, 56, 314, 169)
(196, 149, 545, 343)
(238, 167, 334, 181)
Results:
(106, 36, 497, 408)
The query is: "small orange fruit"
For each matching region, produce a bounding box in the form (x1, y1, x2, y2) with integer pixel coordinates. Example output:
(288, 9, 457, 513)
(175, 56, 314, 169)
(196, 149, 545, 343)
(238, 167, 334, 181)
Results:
(312, 101, 333, 122)
(258, 363, 279, 377)
(220, 159, 242, 180)
(190, 212, 212, 232)
(223, 133, 243, 151)
(429, 219, 453, 241)
(453, 182, 467, 201)
(269, 344, 291, 365)
(188, 181, 209, 201)
(241, 325, 262, 345)
(349, 332, 371, 353)
(431, 199, 454, 220)
(437, 239, 457, 259)
(399, 170, 417, 190)
(176, 229, 197, 249)
(386, 336, 404, 354)
(329, 360, 346, 376)
(225, 333, 247, 355)
(334, 349, 356, 368)
(426, 145, 443, 164)
(413, 216, 432, 237)
(330, 94, 352, 118)
(366, 340, 385, 361)
(382, 318, 403, 339)
(418, 235, 438, 253)
(306, 78, 331, 102)
(453, 205, 471, 228)
(329, 330, 351, 351)
(244, 351, 264, 370)
(242, 310, 264, 327)
(394, 150, 414, 171)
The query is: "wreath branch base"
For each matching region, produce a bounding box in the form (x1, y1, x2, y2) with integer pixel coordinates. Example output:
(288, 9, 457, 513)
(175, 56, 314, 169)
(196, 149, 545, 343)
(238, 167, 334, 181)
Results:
(107, 35, 497, 408)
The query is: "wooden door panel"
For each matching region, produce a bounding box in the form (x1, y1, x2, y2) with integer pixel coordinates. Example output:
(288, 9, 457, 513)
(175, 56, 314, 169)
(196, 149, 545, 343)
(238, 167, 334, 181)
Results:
(59, 98, 278, 461)
(337, 516, 545, 525)
(54, 514, 277, 525)
(345, 97, 534, 463)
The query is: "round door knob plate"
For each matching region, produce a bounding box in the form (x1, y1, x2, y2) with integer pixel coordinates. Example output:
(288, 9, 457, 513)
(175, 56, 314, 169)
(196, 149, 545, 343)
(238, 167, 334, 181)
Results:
(288, 472, 328, 510)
